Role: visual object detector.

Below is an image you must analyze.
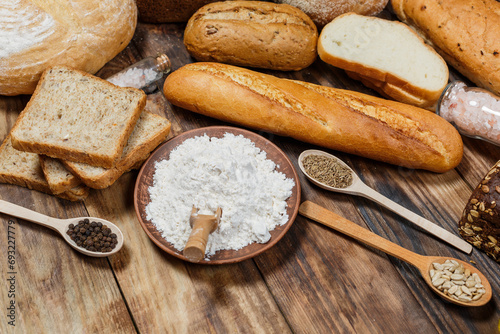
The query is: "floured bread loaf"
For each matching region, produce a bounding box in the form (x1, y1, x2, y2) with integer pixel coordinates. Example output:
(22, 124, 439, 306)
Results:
(0, 0, 137, 96)
(317, 13, 449, 108)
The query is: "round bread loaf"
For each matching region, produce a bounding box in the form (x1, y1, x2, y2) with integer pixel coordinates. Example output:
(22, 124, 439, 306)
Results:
(459, 161, 500, 263)
(0, 0, 137, 96)
(184, 1, 318, 71)
(274, 0, 389, 27)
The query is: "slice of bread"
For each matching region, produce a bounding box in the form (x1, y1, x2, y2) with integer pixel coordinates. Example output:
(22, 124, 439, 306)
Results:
(62, 111, 171, 189)
(0, 136, 89, 201)
(39, 155, 81, 194)
(317, 13, 449, 108)
(10, 66, 147, 168)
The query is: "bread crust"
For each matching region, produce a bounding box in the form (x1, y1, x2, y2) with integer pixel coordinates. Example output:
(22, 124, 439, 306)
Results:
(0, 0, 137, 96)
(163, 62, 463, 172)
(391, 0, 500, 96)
(317, 13, 449, 108)
(184, 1, 318, 71)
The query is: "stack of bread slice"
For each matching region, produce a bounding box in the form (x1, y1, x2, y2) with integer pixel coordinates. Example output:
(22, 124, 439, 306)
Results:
(0, 66, 171, 200)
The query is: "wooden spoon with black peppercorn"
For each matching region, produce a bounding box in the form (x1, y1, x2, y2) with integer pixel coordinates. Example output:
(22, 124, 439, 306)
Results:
(0, 199, 123, 257)
(298, 149, 473, 254)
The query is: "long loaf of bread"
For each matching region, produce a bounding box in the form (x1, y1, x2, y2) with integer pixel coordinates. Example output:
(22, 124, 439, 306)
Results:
(163, 62, 463, 173)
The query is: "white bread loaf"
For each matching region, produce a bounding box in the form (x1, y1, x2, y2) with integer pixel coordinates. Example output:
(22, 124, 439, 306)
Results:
(0, 0, 137, 96)
(391, 0, 500, 97)
(317, 13, 449, 108)
(163, 62, 463, 173)
(274, 0, 389, 28)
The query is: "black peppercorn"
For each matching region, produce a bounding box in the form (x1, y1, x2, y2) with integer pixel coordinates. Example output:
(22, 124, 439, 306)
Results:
(67, 220, 118, 253)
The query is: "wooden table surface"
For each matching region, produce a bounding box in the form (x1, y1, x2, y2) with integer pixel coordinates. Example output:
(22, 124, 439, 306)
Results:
(1, 14, 500, 334)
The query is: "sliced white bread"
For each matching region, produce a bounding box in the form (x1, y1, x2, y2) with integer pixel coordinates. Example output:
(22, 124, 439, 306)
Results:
(10, 66, 146, 168)
(62, 111, 171, 189)
(39, 155, 81, 195)
(317, 13, 449, 108)
(0, 136, 89, 201)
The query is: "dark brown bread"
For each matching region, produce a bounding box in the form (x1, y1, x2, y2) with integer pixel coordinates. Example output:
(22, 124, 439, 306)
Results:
(184, 1, 318, 71)
(163, 62, 463, 173)
(459, 161, 500, 263)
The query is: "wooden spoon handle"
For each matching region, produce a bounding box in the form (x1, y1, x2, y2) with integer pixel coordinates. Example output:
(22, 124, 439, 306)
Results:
(355, 183, 472, 254)
(299, 201, 428, 268)
(183, 217, 216, 262)
(0, 200, 66, 233)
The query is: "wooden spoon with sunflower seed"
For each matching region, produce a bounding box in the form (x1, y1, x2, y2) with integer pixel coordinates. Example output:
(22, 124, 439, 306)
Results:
(299, 201, 492, 307)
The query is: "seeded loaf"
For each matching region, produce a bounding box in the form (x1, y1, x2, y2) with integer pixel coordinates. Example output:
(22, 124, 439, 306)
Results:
(39, 155, 81, 195)
(317, 13, 449, 108)
(391, 0, 500, 97)
(184, 1, 318, 71)
(62, 111, 171, 189)
(459, 161, 500, 263)
(0, 136, 88, 201)
(274, 0, 389, 28)
(0, 0, 137, 96)
(163, 62, 463, 173)
(10, 66, 147, 169)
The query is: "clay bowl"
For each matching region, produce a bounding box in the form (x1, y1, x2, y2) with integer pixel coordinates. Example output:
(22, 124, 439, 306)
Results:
(134, 126, 301, 264)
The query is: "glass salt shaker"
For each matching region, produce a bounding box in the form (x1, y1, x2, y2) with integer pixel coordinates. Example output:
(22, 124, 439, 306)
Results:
(436, 81, 500, 146)
(106, 53, 171, 93)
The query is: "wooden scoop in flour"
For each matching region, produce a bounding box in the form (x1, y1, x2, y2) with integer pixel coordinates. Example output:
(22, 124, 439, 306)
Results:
(183, 206, 222, 262)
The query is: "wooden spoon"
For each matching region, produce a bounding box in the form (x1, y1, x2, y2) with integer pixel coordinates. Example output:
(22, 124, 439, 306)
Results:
(0, 199, 123, 257)
(183, 206, 222, 262)
(298, 149, 472, 254)
(299, 201, 491, 307)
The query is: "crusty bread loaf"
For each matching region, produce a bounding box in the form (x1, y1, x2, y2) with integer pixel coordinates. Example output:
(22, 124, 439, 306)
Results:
(317, 13, 449, 108)
(136, 0, 221, 23)
(0, 0, 137, 96)
(391, 0, 500, 96)
(184, 1, 318, 71)
(274, 0, 389, 27)
(459, 160, 500, 262)
(0, 136, 88, 201)
(163, 62, 463, 173)
(10, 66, 146, 168)
(62, 111, 171, 189)
(39, 155, 81, 195)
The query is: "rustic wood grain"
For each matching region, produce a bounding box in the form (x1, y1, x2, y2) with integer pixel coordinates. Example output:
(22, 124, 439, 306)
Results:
(1, 13, 500, 334)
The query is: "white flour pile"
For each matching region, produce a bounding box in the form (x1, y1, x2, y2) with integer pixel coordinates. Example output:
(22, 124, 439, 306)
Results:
(146, 133, 295, 258)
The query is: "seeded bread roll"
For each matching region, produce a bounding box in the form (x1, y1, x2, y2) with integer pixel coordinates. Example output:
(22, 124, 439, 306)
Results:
(164, 62, 463, 173)
(391, 0, 500, 97)
(459, 161, 500, 263)
(274, 0, 389, 28)
(184, 1, 318, 71)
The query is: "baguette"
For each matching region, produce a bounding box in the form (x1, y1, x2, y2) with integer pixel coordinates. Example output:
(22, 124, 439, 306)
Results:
(163, 62, 463, 172)
(391, 0, 500, 96)
(61, 111, 171, 189)
(10, 66, 146, 168)
(317, 13, 449, 108)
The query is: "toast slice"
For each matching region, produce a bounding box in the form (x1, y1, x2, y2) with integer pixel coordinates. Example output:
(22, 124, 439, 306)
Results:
(62, 111, 171, 189)
(39, 155, 81, 194)
(0, 136, 89, 201)
(317, 13, 449, 108)
(10, 66, 146, 168)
